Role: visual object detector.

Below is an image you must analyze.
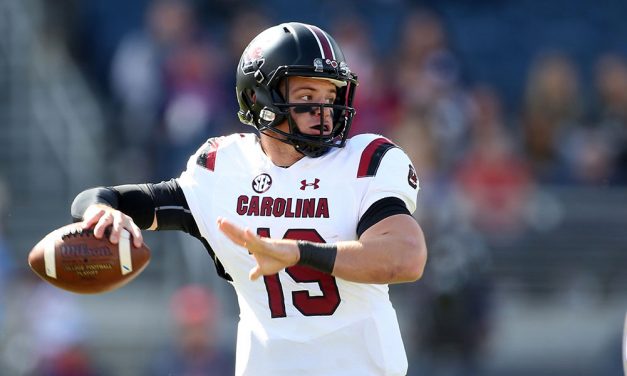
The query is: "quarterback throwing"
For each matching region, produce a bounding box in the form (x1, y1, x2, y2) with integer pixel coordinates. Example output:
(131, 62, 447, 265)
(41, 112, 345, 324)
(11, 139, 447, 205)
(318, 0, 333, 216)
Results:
(72, 22, 427, 375)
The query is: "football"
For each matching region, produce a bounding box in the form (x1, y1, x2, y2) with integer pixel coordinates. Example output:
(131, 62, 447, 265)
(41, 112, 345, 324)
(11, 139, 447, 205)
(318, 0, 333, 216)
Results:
(28, 222, 151, 294)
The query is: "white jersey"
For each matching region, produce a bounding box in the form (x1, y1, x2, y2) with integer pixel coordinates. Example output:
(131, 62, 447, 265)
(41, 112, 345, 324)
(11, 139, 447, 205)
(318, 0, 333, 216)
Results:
(178, 133, 419, 376)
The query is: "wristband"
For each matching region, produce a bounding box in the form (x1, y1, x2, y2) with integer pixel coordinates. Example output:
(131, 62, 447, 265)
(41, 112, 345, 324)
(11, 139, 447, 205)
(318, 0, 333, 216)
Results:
(296, 241, 337, 274)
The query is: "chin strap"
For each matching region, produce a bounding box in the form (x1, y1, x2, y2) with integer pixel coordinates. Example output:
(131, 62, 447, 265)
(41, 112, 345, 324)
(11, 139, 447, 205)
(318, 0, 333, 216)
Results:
(292, 138, 330, 158)
(258, 129, 330, 158)
(286, 113, 331, 157)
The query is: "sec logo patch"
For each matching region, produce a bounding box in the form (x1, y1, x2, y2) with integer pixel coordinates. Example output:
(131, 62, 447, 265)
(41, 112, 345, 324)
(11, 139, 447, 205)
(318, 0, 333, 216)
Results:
(252, 173, 272, 193)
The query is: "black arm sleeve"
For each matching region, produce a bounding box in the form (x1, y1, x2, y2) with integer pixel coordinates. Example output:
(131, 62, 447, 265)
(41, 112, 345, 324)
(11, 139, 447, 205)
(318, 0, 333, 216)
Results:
(71, 187, 119, 222)
(147, 179, 199, 236)
(111, 184, 157, 229)
(72, 180, 229, 281)
(356, 197, 412, 237)
(70, 179, 200, 237)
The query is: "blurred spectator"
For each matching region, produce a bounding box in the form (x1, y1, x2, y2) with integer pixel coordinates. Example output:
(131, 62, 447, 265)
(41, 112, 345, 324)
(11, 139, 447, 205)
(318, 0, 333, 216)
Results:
(110, 0, 230, 181)
(110, 0, 175, 137)
(156, 30, 230, 179)
(454, 85, 534, 240)
(391, 107, 440, 184)
(225, 9, 271, 66)
(391, 8, 471, 174)
(194, 0, 260, 34)
(556, 125, 618, 185)
(331, 16, 396, 136)
(589, 53, 627, 184)
(593, 53, 627, 127)
(521, 51, 584, 182)
(145, 284, 234, 376)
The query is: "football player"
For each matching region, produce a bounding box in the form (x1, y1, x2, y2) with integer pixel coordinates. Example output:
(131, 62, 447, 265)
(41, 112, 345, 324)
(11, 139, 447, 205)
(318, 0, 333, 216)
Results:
(72, 22, 428, 375)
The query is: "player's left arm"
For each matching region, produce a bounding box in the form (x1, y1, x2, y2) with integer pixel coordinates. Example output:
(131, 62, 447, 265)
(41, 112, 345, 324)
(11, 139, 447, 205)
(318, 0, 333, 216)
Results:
(217, 209, 426, 284)
(332, 213, 426, 283)
(330, 141, 427, 283)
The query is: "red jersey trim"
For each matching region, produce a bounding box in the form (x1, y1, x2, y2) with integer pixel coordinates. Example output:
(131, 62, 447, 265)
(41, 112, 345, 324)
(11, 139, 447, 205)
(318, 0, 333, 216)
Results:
(357, 137, 397, 178)
(196, 137, 223, 171)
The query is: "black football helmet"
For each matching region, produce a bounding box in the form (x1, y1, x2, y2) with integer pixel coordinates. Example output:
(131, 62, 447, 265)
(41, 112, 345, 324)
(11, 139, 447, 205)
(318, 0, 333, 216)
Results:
(236, 22, 358, 157)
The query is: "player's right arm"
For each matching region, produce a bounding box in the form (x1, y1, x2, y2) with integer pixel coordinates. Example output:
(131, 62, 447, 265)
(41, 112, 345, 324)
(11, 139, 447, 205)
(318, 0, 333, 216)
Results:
(71, 179, 197, 246)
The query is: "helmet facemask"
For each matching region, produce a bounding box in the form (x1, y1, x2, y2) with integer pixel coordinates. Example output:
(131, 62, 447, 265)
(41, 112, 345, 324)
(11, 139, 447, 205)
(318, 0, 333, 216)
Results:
(251, 67, 357, 158)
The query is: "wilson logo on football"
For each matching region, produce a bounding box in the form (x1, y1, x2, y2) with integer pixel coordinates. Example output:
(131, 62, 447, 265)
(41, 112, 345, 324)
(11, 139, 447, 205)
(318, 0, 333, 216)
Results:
(300, 178, 320, 190)
(252, 173, 272, 193)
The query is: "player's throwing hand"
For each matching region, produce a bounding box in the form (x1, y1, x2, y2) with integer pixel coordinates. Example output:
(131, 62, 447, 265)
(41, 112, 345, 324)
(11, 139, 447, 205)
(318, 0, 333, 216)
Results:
(217, 217, 299, 280)
(82, 204, 143, 248)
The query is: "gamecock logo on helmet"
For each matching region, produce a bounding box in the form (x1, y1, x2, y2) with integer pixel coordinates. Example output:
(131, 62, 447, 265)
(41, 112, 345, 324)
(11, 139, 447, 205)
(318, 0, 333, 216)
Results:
(241, 44, 265, 75)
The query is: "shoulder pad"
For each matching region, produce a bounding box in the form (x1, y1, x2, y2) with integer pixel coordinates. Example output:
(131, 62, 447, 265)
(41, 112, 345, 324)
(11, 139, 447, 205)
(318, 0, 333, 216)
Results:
(194, 134, 251, 171)
(356, 136, 398, 178)
(196, 137, 225, 171)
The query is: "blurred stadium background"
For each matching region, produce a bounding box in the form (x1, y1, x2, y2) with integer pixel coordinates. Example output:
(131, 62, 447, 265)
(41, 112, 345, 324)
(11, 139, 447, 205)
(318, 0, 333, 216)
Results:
(1, 0, 626, 375)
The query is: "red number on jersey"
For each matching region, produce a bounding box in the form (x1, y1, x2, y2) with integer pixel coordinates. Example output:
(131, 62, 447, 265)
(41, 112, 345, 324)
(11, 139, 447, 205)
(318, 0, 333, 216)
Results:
(257, 228, 341, 318)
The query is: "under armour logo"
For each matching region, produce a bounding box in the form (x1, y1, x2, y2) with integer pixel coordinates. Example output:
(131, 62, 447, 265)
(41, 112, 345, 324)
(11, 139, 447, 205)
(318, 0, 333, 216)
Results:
(300, 178, 320, 190)
(252, 173, 273, 193)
